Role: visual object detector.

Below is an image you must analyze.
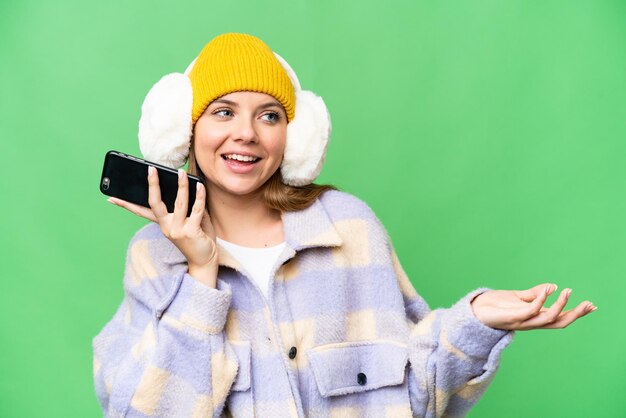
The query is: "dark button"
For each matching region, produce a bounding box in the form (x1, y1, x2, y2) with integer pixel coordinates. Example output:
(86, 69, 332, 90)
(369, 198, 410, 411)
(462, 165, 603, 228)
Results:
(288, 346, 297, 359)
(357, 372, 367, 386)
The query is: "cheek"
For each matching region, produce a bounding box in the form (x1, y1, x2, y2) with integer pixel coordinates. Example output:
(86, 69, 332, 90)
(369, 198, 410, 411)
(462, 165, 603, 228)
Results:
(193, 128, 225, 156)
(270, 140, 286, 158)
(191, 138, 222, 178)
(268, 128, 287, 159)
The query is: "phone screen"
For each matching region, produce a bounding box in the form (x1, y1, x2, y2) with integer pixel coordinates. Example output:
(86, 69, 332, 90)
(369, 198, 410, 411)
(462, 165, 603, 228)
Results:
(100, 151, 201, 217)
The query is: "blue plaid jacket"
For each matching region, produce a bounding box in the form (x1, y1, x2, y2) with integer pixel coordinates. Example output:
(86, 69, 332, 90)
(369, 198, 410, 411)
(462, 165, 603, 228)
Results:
(93, 190, 514, 417)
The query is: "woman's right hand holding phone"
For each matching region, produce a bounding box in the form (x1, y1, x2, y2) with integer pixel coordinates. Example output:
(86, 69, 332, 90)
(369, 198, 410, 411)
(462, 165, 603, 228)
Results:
(108, 166, 219, 288)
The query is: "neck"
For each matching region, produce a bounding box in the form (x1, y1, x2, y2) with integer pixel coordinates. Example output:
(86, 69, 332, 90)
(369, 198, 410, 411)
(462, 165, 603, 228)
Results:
(207, 184, 284, 248)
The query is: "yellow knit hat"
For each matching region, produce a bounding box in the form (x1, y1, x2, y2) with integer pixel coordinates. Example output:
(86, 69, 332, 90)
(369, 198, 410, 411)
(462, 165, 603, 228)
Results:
(188, 33, 296, 124)
(139, 33, 331, 185)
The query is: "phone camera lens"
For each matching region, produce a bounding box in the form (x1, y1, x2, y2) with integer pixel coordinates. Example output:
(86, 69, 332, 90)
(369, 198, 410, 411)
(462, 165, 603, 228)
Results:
(102, 177, 110, 190)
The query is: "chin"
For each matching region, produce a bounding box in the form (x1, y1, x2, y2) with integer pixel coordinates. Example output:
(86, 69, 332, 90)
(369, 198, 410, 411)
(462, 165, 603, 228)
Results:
(220, 180, 266, 197)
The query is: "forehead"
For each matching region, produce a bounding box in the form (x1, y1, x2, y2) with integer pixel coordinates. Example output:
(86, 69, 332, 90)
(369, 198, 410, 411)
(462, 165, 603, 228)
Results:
(211, 91, 282, 107)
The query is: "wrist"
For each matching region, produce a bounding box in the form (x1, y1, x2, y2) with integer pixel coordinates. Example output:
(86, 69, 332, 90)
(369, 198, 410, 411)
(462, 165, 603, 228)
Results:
(470, 292, 484, 310)
(188, 263, 219, 288)
(470, 290, 492, 326)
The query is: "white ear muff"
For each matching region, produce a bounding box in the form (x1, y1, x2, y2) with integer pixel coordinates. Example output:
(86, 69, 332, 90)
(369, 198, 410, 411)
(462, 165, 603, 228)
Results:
(138, 59, 196, 168)
(137, 52, 332, 184)
(273, 53, 302, 91)
(184, 58, 197, 76)
(273, 53, 332, 186)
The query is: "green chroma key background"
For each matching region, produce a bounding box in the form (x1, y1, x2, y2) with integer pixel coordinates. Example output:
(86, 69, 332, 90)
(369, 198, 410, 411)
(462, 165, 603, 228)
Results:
(1, 1, 624, 416)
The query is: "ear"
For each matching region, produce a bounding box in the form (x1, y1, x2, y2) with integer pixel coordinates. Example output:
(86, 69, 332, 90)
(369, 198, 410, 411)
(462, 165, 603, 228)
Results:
(138, 58, 196, 168)
(273, 53, 332, 186)
(138, 73, 193, 168)
(281, 90, 331, 186)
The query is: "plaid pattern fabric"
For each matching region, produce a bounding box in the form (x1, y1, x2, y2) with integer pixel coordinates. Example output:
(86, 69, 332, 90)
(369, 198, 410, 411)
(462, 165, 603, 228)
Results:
(93, 190, 514, 417)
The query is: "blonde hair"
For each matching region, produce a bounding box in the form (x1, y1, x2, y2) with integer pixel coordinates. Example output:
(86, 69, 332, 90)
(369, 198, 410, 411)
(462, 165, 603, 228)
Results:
(188, 139, 335, 212)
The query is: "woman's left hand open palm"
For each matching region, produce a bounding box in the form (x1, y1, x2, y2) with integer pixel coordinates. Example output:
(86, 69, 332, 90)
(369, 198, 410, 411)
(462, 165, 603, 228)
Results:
(471, 283, 596, 330)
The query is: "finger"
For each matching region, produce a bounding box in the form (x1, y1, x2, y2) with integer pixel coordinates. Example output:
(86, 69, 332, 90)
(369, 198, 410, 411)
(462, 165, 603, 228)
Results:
(508, 284, 553, 323)
(171, 169, 189, 231)
(518, 288, 572, 328)
(187, 182, 206, 229)
(515, 283, 558, 302)
(147, 166, 168, 220)
(539, 301, 596, 329)
(108, 197, 157, 222)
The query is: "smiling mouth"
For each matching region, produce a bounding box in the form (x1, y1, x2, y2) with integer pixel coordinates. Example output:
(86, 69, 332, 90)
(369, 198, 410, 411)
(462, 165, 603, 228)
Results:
(221, 154, 261, 166)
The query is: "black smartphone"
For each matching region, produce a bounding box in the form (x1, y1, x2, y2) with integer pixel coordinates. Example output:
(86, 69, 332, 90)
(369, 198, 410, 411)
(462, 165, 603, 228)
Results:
(100, 151, 202, 217)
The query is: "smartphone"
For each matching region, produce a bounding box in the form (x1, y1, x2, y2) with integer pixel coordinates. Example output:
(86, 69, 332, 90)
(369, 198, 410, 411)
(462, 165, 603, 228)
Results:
(100, 151, 202, 217)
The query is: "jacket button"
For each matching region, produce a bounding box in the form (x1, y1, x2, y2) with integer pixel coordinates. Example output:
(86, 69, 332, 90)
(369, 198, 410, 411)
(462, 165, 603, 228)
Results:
(357, 372, 367, 386)
(288, 346, 297, 359)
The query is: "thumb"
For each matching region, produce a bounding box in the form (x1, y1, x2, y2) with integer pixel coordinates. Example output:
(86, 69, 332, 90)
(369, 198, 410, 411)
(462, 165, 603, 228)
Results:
(200, 211, 214, 234)
(517, 283, 558, 302)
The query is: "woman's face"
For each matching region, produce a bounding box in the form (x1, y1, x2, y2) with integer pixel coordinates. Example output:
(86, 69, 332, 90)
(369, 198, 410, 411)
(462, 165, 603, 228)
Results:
(193, 91, 288, 198)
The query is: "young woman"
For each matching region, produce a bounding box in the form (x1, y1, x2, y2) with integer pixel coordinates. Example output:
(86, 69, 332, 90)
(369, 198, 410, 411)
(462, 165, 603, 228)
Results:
(94, 33, 595, 417)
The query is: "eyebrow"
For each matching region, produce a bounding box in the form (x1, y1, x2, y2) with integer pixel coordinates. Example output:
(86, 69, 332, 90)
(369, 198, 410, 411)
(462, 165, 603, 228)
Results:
(211, 98, 284, 112)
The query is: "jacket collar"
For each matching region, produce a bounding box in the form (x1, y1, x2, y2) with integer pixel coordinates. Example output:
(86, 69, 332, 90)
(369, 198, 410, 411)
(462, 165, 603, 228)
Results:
(164, 197, 343, 271)
(282, 197, 343, 251)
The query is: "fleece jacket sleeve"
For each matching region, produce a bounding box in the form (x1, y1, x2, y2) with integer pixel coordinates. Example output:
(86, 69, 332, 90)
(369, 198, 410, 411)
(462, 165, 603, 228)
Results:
(388, 253, 514, 418)
(92, 226, 239, 418)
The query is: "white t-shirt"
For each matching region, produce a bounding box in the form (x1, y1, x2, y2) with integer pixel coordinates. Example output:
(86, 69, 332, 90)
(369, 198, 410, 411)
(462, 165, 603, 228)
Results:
(216, 238, 286, 299)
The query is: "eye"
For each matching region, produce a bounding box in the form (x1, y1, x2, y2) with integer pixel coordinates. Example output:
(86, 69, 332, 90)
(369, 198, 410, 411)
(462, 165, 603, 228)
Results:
(213, 108, 233, 118)
(260, 111, 281, 123)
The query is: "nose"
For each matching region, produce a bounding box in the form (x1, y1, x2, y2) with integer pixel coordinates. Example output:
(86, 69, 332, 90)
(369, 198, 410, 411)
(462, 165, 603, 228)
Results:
(233, 115, 258, 143)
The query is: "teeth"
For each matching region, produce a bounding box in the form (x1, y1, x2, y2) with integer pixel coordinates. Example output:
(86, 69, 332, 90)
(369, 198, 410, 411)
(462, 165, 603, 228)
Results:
(225, 154, 258, 162)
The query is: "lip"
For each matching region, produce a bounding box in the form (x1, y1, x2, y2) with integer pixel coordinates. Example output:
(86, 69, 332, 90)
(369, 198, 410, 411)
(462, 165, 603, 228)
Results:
(221, 151, 262, 159)
(221, 152, 261, 174)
